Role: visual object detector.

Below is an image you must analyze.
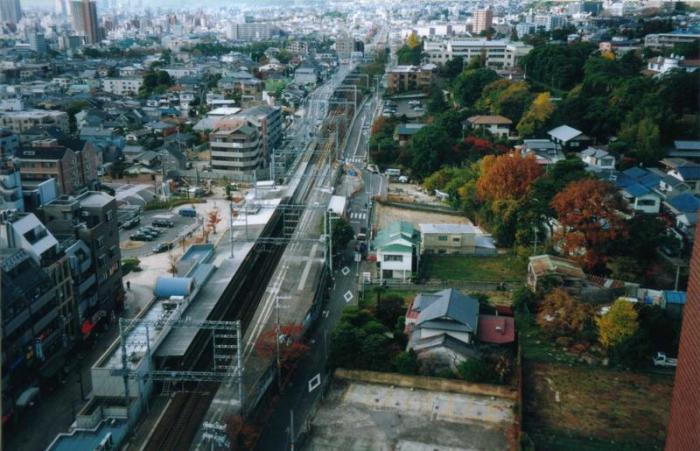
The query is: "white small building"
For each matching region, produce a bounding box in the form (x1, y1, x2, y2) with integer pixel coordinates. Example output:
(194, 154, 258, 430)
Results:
(464, 115, 512, 138)
(101, 78, 143, 96)
(373, 221, 420, 282)
(580, 147, 616, 172)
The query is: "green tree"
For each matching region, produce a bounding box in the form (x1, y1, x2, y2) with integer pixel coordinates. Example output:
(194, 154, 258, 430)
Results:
(457, 358, 497, 383)
(620, 117, 661, 165)
(375, 296, 404, 329)
(331, 216, 355, 250)
(427, 86, 448, 113)
(410, 126, 452, 177)
(439, 56, 463, 79)
(453, 68, 499, 107)
(392, 351, 418, 375)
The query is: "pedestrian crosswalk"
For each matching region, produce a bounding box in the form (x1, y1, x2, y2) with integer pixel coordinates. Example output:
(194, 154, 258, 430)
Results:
(346, 157, 365, 164)
(350, 211, 367, 221)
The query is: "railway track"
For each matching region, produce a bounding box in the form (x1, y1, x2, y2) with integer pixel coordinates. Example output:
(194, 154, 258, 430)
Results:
(143, 124, 331, 451)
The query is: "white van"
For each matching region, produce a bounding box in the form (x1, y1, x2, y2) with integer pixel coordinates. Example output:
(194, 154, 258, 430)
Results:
(385, 168, 401, 177)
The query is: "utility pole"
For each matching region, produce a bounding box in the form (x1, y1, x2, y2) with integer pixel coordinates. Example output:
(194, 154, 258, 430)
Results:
(533, 226, 538, 255)
(289, 409, 295, 451)
(275, 296, 282, 391)
(229, 199, 234, 259)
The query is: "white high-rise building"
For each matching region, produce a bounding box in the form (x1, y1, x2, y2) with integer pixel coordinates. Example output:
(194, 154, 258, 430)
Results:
(0, 0, 22, 24)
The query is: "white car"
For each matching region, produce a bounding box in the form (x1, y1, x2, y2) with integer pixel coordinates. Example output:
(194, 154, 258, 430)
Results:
(653, 352, 677, 368)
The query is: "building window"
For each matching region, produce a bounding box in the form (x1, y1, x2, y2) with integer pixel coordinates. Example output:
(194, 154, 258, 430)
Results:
(437, 236, 448, 241)
(384, 254, 403, 262)
(452, 237, 460, 242)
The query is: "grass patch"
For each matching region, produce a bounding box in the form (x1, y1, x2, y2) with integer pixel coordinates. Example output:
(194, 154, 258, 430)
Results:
(422, 253, 526, 282)
(360, 288, 423, 309)
(517, 312, 579, 366)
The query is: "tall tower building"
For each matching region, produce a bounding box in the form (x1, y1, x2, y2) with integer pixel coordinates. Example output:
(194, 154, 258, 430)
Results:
(0, 0, 22, 25)
(70, 0, 99, 44)
(473, 8, 493, 35)
(666, 224, 700, 449)
(55, 0, 68, 16)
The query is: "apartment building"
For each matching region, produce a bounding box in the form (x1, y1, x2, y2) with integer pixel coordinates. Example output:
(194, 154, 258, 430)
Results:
(0, 211, 77, 339)
(41, 192, 123, 314)
(210, 118, 263, 177)
(423, 39, 532, 69)
(645, 31, 700, 50)
(100, 78, 143, 96)
(238, 105, 282, 161)
(0, 110, 69, 134)
(15, 139, 100, 195)
(1, 248, 68, 415)
(386, 65, 434, 93)
(234, 22, 279, 41)
(336, 32, 355, 59)
(473, 8, 493, 34)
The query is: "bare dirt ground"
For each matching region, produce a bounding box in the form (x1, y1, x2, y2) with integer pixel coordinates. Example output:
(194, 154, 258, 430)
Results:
(524, 362, 672, 448)
(387, 182, 442, 205)
(375, 202, 471, 231)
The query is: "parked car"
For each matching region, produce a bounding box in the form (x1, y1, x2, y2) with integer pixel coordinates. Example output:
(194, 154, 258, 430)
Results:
(143, 226, 161, 235)
(152, 219, 175, 228)
(152, 242, 174, 253)
(130, 233, 154, 242)
(653, 352, 677, 368)
(179, 207, 197, 217)
(122, 217, 140, 229)
(366, 164, 379, 174)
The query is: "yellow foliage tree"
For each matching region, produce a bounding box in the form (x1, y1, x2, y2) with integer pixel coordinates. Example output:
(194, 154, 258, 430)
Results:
(406, 32, 421, 49)
(596, 299, 639, 349)
(516, 91, 555, 137)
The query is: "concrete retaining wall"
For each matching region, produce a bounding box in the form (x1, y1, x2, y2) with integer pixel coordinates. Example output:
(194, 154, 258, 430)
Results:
(334, 368, 517, 400)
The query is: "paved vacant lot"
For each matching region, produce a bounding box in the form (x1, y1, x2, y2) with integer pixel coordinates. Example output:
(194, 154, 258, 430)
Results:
(306, 380, 513, 451)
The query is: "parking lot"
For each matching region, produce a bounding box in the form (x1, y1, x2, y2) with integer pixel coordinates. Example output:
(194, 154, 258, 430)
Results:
(383, 97, 426, 119)
(119, 209, 199, 259)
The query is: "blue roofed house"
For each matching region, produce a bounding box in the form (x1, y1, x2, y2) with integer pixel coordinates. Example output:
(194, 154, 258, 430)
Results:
(372, 221, 420, 282)
(547, 125, 590, 151)
(664, 192, 700, 247)
(404, 289, 481, 371)
(669, 140, 700, 162)
(613, 167, 662, 214)
(667, 161, 700, 194)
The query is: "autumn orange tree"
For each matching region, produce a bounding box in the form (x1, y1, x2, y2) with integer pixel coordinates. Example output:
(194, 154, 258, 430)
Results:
(551, 179, 628, 270)
(207, 208, 222, 234)
(536, 288, 595, 341)
(476, 150, 543, 202)
(255, 324, 310, 387)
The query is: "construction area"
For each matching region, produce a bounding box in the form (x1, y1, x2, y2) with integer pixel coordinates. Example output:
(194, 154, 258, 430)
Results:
(305, 370, 518, 451)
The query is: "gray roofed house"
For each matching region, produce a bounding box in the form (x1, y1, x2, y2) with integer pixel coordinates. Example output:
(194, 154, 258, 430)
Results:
(548, 125, 590, 151)
(405, 289, 481, 371)
(521, 139, 564, 166)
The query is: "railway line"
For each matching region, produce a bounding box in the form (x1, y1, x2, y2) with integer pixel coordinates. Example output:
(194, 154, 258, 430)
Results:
(141, 89, 343, 451)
